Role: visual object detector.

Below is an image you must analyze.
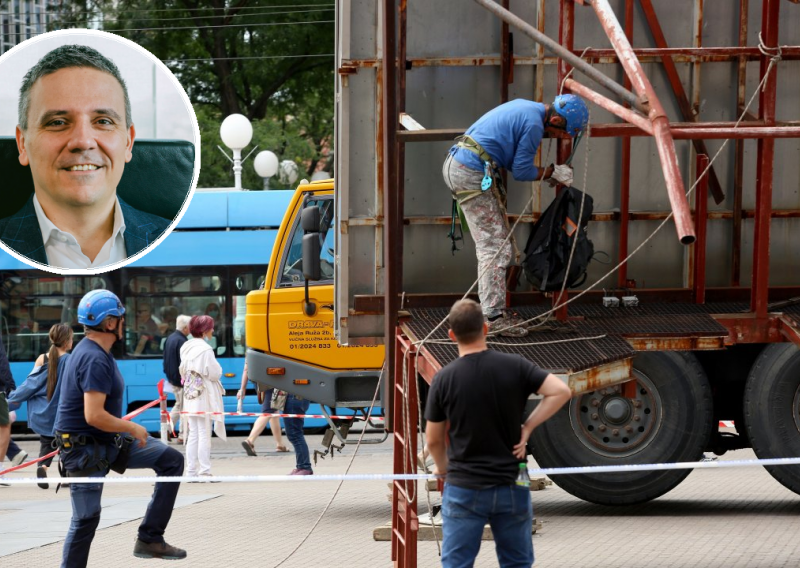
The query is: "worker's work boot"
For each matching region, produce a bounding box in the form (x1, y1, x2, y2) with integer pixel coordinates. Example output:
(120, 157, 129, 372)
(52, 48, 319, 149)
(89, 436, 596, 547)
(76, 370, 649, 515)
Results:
(487, 313, 528, 338)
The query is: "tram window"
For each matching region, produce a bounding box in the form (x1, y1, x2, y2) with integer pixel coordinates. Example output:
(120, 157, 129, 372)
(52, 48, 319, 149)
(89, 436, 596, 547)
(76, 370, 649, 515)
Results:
(125, 296, 227, 358)
(129, 275, 221, 295)
(0, 275, 108, 362)
(232, 270, 266, 355)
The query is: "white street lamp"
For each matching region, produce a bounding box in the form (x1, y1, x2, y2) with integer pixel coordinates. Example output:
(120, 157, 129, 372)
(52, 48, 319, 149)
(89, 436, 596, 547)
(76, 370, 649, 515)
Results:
(254, 151, 279, 190)
(219, 114, 255, 191)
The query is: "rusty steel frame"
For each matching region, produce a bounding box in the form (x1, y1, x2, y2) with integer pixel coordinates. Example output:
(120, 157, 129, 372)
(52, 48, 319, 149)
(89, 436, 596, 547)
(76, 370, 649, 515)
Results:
(382, 1, 798, 566)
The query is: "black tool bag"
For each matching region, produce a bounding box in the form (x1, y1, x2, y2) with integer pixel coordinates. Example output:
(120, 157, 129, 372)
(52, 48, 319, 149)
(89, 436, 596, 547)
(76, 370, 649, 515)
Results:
(523, 187, 594, 292)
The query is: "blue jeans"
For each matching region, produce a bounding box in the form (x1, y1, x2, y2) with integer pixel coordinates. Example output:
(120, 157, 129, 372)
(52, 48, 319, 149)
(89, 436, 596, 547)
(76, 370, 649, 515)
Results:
(284, 395, 311, 471)
(61, 436, 184, 568)
(441, 483, 534, 568)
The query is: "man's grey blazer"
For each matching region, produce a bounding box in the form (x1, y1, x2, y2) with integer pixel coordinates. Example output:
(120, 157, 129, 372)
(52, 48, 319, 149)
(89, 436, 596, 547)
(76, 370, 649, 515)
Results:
(0, 195, 171, 266)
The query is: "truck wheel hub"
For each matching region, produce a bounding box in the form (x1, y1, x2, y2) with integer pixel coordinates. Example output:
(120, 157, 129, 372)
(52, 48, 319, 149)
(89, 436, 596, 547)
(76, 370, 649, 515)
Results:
(571, 371, 663, 458)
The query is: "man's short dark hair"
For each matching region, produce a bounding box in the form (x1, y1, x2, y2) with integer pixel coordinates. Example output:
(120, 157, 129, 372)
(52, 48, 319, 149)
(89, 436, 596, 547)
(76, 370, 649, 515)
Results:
(18, 44, 132, 131)
(448, 299, 485, 343)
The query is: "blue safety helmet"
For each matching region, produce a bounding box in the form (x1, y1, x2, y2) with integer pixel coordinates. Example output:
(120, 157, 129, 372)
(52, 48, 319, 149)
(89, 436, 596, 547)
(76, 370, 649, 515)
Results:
(77, 289, 126, 327)
(552, 94, 589, 137)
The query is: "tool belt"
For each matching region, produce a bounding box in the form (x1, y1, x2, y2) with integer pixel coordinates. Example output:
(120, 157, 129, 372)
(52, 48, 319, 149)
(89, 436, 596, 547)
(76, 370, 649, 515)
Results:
(55, 432, 134, 478)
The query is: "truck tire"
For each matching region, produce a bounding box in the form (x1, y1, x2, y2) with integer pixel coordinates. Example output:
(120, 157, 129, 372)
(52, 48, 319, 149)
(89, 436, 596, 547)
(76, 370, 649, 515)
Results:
(530, 351, 713, 505)
(743, 343, 800, 495)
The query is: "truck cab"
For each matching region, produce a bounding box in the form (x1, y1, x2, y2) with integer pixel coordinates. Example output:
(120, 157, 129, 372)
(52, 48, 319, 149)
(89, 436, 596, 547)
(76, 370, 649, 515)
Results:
(245, 180, 385, 410)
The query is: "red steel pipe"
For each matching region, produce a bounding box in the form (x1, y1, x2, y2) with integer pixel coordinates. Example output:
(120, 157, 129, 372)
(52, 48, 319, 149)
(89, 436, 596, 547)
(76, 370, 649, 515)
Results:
(588, 123, 800, 138)
(617, 0, 634, 289)
(751, 0, 780, 317)
(565, 78, 653, 134)
(693, 154, 709, 304)
(589, 0, 695, 245)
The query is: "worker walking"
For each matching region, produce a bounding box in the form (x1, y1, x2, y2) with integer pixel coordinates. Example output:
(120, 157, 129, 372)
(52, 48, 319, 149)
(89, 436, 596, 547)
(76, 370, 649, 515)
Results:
(424, 299, 571, 567)
(54, 290, 186, 566)
(442, 96, 589, 337)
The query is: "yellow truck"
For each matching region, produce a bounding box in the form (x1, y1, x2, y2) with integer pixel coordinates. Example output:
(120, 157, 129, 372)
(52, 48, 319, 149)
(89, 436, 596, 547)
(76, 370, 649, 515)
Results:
(245, 180, 384, 442)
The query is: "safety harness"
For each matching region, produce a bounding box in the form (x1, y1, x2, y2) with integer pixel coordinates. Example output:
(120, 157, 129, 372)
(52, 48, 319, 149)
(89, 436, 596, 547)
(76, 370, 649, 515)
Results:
(448, 130, 585, 255)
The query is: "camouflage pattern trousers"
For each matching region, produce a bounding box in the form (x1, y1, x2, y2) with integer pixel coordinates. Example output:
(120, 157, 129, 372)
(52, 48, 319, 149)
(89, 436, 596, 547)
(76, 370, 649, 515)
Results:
(442, 153, 510, 319)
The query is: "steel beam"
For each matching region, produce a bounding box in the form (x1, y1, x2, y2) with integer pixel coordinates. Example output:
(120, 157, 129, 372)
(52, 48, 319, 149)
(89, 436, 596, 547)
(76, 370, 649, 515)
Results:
(751, 0, 780, 317)
(618, 0, 634, 289)
(471, 0, 644, 112)
(565, 79, 653, 134)
(693, 155, 709, 304)
(638, 0, 725, 205)
(590, 0, 695, 245)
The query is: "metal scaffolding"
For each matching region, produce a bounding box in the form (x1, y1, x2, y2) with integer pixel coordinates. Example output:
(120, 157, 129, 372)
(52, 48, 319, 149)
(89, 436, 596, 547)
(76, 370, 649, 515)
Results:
(354, 1, 800, 564)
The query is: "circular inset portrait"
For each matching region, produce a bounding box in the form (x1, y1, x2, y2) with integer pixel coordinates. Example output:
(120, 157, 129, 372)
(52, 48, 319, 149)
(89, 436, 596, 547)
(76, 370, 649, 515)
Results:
(0, 29, 199, 274)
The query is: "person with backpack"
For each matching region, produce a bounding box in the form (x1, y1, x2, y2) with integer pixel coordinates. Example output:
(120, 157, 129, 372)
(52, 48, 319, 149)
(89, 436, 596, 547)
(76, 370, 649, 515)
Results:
(6, 323, 73, 488)
(442, 95, 589, 337)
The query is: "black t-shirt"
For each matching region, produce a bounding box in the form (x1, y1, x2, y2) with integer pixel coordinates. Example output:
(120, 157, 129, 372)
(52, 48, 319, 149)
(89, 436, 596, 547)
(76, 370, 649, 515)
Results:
(55, 337, 124, 443)
(424, 349, 548, 489)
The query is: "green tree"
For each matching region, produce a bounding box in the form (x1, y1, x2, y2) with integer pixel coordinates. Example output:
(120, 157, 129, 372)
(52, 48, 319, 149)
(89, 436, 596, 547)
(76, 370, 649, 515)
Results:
(50, 0, 336, 187)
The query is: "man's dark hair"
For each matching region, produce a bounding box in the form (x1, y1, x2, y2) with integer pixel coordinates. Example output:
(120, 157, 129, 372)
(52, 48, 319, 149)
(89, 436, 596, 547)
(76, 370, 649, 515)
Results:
(18, 44, 132, 131)
(448, 299, 485, 343)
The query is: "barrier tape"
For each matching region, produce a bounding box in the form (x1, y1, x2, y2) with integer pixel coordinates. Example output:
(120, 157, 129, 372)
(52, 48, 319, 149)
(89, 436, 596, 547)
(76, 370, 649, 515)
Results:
(177, 411, 382, 420)
(4, 455, 800, 484)
(0, 396, 163, 476)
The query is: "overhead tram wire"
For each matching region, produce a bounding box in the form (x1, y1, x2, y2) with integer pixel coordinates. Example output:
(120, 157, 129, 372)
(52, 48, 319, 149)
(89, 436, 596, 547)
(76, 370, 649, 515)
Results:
(29, 7, 334, 28)
(0, 3, 334, 17)
(5, 18, 334, 38)
(161, 54, 334, 63)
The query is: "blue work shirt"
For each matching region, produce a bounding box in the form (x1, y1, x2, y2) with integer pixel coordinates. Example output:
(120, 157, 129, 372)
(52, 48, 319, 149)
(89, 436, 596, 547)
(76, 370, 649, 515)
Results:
(7, 354, 70, 437)
(55, 338, 124, 442)
(450, 99, 546, 182)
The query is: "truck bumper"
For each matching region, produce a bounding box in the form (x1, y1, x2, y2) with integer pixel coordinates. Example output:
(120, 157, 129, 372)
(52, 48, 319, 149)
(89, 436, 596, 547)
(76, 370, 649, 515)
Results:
(245, 349, 383, 408)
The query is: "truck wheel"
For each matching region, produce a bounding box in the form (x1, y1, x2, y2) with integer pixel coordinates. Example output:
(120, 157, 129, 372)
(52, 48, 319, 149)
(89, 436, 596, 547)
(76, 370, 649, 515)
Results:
(530, 351, 713, 505)
(744, 343, 800, 495)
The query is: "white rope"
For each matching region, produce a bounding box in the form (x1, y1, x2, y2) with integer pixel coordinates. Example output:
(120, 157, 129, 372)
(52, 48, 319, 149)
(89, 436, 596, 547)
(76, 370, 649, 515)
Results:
(272, 364, 385, 568)
(6, 455, 800, 484)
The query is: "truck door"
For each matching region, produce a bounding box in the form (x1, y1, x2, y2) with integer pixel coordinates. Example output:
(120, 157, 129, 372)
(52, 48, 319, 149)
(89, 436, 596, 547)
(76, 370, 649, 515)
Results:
(268, 196, 382, 371)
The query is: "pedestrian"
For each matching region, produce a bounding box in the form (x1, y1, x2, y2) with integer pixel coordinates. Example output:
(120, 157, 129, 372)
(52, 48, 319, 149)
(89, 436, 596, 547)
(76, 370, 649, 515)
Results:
(442, 95, 589, 337)
(285, 392, 313, 475)
(6, 323, 73, 489)
(54, 290, 186, 565)
(4, 438, 29, 467)
(163, 314, 190, 442)
(424, 299, 572, 567)
(179, 315, 226, 478)
(0, 332, 15, 464)
(238, 361, 288, 456)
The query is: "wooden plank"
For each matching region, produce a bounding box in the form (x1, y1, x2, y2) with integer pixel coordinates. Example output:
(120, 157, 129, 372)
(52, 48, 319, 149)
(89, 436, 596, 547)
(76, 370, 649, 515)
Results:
(373, 519, 543, 541)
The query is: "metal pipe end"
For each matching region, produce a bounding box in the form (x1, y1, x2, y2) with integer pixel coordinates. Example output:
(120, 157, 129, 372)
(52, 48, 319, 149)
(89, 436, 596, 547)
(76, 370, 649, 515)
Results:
(681, 234, 696, 246)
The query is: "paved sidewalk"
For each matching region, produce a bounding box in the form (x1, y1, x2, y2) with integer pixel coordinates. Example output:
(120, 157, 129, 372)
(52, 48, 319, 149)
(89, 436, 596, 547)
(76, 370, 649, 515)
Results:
(2, 433, 800, 567)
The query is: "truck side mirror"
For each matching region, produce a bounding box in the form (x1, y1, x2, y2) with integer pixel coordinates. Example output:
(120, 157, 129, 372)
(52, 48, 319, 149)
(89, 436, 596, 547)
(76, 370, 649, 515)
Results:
(301, 206, 320, 232)
(302, 233, 321, 281)
(300, 205, 322, 316)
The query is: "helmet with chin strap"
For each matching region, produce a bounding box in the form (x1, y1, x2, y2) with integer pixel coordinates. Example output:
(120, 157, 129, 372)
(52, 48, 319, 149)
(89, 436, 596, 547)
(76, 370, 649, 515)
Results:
(78, 289, 125, 328)
(552, 94, 589, 137)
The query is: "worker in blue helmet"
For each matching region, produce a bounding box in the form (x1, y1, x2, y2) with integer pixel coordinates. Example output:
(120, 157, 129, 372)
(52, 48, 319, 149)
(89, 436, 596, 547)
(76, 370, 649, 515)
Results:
(442, 95, 589, 337)
(55, 289, 187, 565)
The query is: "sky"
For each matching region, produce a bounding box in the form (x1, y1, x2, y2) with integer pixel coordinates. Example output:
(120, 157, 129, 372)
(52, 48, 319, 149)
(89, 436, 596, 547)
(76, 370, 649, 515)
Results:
(0, 29, 196, 142)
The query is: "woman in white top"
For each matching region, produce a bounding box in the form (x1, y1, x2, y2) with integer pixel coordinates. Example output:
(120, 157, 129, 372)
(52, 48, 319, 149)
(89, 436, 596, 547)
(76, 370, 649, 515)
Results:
(179, 315, 226, 478)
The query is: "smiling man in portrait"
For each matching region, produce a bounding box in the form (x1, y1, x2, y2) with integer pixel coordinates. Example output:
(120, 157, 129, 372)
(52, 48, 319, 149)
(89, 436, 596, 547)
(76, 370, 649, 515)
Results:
(0, 44, 171, 270)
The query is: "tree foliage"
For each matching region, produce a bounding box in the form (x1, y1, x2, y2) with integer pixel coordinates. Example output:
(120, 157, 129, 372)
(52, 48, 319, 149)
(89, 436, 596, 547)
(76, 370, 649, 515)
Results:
(49, 0, 336, 188)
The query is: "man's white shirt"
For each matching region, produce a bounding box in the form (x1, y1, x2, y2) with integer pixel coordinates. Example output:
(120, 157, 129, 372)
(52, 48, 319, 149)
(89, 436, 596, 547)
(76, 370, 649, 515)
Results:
(33, 194, 127, 269)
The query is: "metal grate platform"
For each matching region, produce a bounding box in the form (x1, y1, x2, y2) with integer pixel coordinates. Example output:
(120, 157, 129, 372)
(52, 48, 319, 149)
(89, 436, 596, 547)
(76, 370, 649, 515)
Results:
(402, 302, 732, 374)
(784, 303, 800, 329)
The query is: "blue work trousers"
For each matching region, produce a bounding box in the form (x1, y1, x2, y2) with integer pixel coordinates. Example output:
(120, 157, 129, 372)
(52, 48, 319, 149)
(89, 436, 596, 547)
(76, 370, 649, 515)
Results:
(284, 395, 311, 471)
(60, 435, 184, 568)
(441, 483, 534, 568)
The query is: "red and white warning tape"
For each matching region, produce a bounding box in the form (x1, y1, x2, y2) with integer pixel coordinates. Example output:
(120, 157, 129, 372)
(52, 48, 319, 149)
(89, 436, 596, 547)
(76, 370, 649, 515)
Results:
(719, 421, 736, 428)
(178, 411, 383, 420)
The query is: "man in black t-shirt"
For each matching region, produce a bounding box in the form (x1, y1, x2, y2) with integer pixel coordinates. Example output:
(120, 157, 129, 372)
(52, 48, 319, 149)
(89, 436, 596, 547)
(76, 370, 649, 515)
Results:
(424, 299, 571, 567)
